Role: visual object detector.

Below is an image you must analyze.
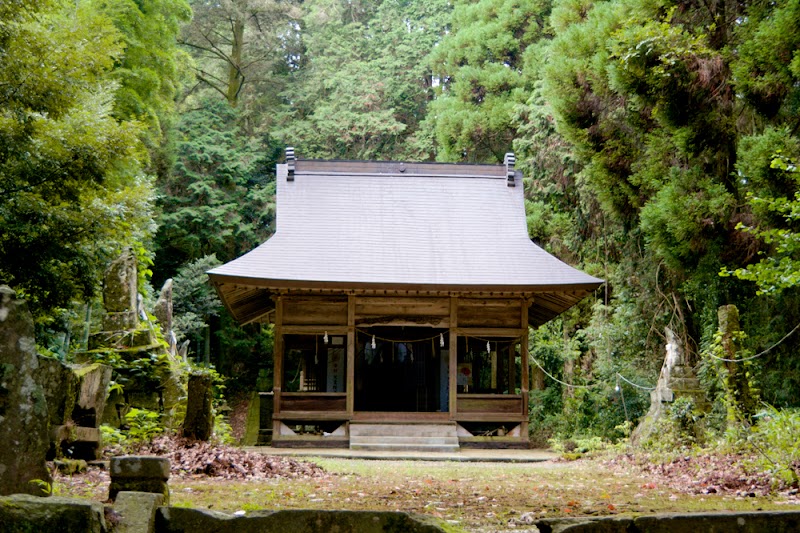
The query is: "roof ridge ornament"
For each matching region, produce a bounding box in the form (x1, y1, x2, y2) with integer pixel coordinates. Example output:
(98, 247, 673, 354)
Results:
(505, 152, 516, 187)
(286, 147, 296, 181)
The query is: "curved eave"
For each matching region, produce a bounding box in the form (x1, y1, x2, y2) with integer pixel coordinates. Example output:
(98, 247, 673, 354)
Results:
(209, 273, 603, 327)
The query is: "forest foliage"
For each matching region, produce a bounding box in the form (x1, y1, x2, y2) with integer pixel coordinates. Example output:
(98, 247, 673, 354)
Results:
(2, 0, 800, 444)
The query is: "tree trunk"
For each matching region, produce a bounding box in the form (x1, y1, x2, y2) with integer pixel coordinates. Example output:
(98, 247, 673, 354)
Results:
(226, 12, 245, 106)
(183, 372, 213, 441)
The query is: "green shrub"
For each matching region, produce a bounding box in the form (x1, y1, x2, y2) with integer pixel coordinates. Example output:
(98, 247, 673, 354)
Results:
(748, 406, 800, 486)
(213, 413, 235, 445)
(100, 424, 129, 448)
(125, 408, 164, 443)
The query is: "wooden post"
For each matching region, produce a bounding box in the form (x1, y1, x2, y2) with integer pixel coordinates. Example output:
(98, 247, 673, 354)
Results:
(449, 296, 458, 418)
(508, 344, 516, 393)
(520, 298, 530, 439)
(272, 295, 284, 435)
(346, 294, 355, 414)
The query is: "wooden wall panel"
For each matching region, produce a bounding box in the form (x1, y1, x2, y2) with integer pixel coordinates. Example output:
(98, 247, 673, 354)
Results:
(280, 394, 347, 412)
(457, 395, 523, 415)
(458, 299, 522, 328)
(355, 296, 450, 326)
(356, 296, 449, 316)
(282, 299, 348, 326)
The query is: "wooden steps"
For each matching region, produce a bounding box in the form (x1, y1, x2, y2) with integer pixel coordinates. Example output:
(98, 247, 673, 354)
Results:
(349, 422, 459, 453)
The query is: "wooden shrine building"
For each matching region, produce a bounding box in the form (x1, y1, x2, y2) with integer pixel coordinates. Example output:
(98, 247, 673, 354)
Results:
(208, 149, 603, 450)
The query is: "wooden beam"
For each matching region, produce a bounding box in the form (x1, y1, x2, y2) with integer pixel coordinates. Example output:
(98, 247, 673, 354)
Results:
(449, 296, 458, 418)
(352, 411, 451, 422)
(458, 298, 520, 307)
(355, 316, 449, 327)
(273, 411, 351, 421)
(346, 294, 355, 415)
(453, 413, 527, 423)
(282, 325, 348, 335)
(456, 327, 526, 337)
(240, 309, 273, 326)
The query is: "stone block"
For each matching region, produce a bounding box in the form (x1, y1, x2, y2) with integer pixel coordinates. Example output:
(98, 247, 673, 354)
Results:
(51, 425, 102, 460)
(111, 456, 170, 480)
(127, 391, 163, 411)
(0, 494, 106, 533)
(155, 508, 448, 533)
(72, 363, 113, 427)
(103, 311, 139, 332)
(536, 511, 800, 532)
(34, 355, 78, 427)
(109, 456, 171, 504)
(634, 511, 800, 532)
(114, 491, 164, 533)
(131, 328, 157, 347)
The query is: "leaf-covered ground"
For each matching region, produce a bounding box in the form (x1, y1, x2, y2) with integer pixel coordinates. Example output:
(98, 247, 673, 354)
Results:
(54, 441, 800, 532)
(607, 453, 797, 497)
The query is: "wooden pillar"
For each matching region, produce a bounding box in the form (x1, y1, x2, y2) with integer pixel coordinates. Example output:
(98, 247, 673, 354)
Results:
(508, 344, 516, 393)
(346, 294, 356, 414)
(272, 295, 284, 435)
(520, 298, 531, 439)
(448, 296, 458, 418)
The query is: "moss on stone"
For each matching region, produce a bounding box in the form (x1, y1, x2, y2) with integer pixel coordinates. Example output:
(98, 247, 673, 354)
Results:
(242, 392, 261, 446)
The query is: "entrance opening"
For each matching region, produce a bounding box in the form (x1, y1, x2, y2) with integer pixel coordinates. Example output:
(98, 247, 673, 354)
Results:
(355, 327, 448, 412)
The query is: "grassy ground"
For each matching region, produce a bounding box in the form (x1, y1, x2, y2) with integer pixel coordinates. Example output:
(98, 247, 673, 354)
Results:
(53, 455, 798, 532)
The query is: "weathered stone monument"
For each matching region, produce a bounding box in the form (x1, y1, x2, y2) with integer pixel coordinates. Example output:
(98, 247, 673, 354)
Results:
(154, 278, 177, 355)
(0, 285, 51, 496)
(632, 327, 708, 444)
(153, 278, 173, 337)
(717, 304, 759, 422)
(102, 248, 140, 331)
(85, 250, 185, 429)
(183, 372, 214, 441)
(36, 357, 112, 460)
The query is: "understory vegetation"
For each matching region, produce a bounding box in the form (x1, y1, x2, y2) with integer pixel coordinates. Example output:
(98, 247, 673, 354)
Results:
(2, 0, 800, 492)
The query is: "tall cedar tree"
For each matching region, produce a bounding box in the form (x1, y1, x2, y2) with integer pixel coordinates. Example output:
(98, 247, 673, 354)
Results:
(0, 0, 154, 321)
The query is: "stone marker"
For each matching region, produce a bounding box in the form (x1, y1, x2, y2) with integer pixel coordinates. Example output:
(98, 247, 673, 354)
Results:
(114, 491, 165, 533)
(718, 304, 759, 421)
(109, 456, 170, 504)
(102, 248, 139, 331)
(153, 278, 173, 337)
(631, 327, 708, 444)
(0, 285, 52, 496)
(183, 372, 213, 441)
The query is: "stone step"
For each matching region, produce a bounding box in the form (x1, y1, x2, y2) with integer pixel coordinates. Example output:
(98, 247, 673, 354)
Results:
(349, 435, 459, 446)
(350, 442, 460, 453)
(349, 423, 457, 438)
(349, 422, 460, 452)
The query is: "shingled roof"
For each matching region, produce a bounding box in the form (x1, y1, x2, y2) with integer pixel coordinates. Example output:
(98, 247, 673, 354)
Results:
(208, 153, 603, 326)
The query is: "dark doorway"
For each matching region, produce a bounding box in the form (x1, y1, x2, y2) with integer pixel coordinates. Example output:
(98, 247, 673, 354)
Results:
(354, 327, 448, 412)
